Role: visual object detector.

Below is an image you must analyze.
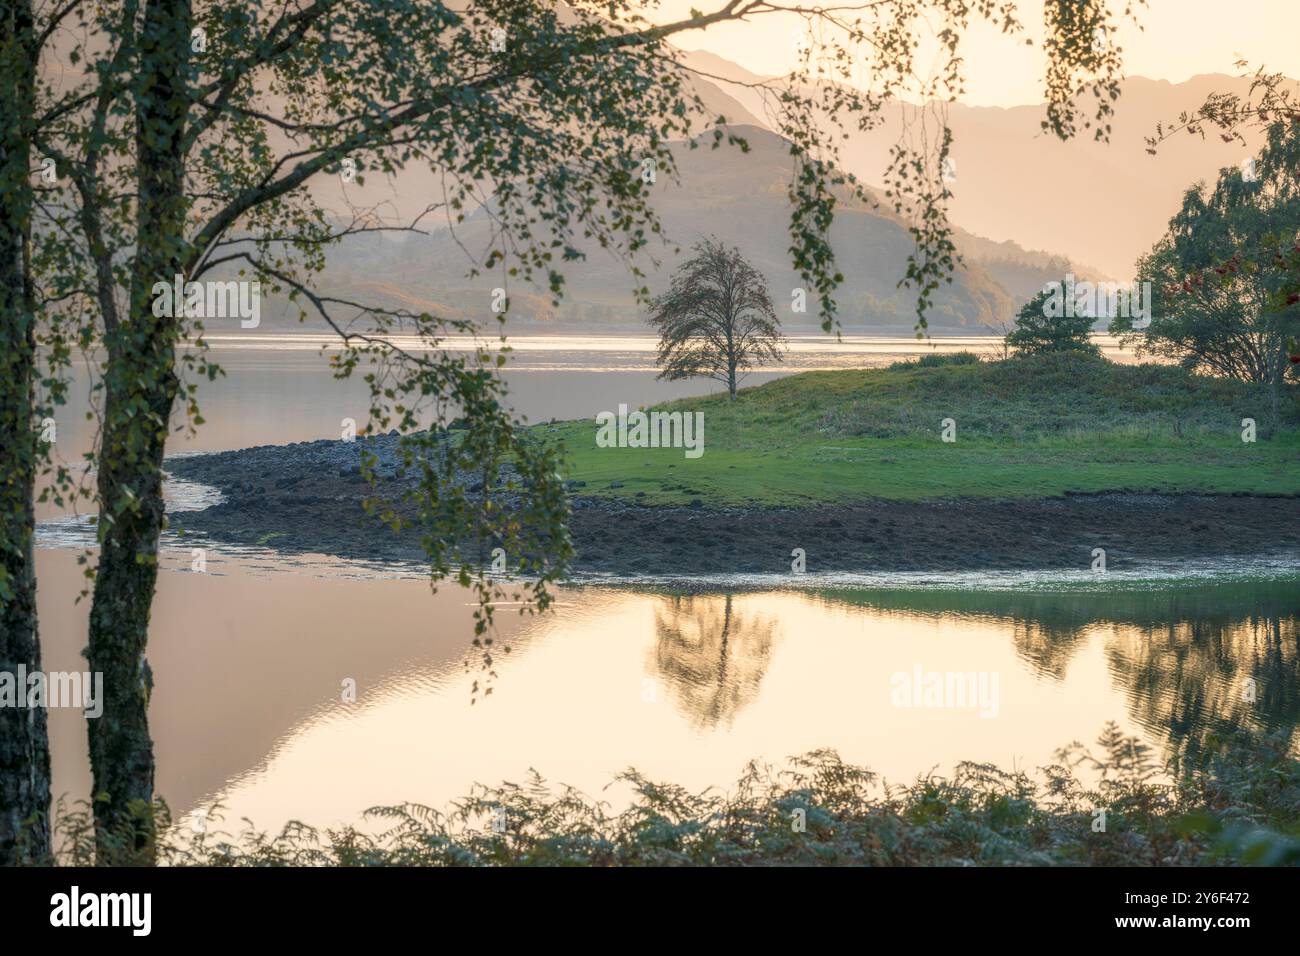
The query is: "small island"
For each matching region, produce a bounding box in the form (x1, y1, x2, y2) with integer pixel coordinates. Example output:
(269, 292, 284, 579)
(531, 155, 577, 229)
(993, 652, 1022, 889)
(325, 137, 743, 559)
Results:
(166, 350, 1300, 577)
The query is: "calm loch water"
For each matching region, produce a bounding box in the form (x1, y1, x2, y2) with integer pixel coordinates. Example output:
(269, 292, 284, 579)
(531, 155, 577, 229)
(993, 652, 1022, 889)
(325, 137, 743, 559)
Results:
(32, 338, 1299, 836)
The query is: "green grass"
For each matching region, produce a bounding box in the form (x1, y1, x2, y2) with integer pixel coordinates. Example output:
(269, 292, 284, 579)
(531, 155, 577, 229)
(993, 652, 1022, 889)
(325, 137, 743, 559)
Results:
(541, 352, 1300, 506)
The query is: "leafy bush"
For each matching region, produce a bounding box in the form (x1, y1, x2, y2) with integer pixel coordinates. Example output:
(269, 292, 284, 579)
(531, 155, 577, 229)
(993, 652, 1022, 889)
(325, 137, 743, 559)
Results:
(1006, 289, 1101, 357)
(891, 351, 981, 370)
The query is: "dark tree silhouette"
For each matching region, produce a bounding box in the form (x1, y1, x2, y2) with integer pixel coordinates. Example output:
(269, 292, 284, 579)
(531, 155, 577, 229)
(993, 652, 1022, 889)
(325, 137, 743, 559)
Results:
(650, 238, 785, 400)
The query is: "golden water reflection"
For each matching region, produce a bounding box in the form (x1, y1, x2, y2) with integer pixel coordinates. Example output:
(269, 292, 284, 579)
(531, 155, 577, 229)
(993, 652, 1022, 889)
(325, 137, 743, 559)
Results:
(35, 546, 1298, 837)
(829, 585, 1300, 761)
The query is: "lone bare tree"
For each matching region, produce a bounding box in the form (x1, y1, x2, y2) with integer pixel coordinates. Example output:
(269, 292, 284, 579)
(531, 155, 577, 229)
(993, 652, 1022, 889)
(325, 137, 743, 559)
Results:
(650, 238, 785, 400)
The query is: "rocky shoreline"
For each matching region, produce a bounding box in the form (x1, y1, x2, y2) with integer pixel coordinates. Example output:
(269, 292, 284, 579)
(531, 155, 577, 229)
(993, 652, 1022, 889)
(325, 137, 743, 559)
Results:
(165, 436, 1300, 578)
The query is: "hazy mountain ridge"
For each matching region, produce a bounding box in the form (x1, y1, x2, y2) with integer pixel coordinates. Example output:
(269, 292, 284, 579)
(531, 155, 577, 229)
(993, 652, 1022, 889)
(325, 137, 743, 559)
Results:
(678, 53, 1288, 279)
(253, 56, 1283, 335)
(255, 124, 1022, 335)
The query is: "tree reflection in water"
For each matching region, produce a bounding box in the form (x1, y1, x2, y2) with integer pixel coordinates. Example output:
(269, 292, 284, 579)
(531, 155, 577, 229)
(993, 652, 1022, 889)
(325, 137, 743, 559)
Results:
(818, 581, 1300, 761)
(649, 594, 779, 729)
(1107, 611, 1299, 763)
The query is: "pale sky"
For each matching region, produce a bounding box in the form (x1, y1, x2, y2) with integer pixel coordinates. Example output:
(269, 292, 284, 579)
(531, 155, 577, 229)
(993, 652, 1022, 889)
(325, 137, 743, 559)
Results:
(654, 0, 1300, 107)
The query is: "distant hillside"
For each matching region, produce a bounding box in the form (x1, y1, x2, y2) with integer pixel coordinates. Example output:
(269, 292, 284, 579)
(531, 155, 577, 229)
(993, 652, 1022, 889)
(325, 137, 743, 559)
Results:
(260, 55, 1264, 335)
(248, 49, 1153, 335)
(951, 229, 1111, 304)
(265, 124, 1029, 335)
(679, 52, 1286, 280)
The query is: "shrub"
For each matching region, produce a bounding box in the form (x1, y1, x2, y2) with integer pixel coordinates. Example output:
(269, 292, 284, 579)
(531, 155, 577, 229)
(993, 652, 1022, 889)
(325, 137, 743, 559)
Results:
(33, 724, 1300, 867)
(892, 350, 981, 370)
(1006, 289, 1101, 357)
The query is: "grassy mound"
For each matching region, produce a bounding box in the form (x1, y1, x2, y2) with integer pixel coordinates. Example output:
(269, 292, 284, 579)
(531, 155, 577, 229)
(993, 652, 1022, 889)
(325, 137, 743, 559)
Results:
(545, 353, 1300, 505)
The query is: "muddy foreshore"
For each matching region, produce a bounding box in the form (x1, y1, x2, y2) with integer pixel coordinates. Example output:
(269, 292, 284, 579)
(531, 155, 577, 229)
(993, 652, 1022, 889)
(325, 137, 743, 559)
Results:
(165, 435, 1300, 577)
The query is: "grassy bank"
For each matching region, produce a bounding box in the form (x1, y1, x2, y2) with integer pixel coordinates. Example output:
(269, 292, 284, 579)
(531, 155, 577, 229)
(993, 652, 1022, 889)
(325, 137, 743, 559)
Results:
(544, 353, 1300, 506)
(44, 724, 1300, 866)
